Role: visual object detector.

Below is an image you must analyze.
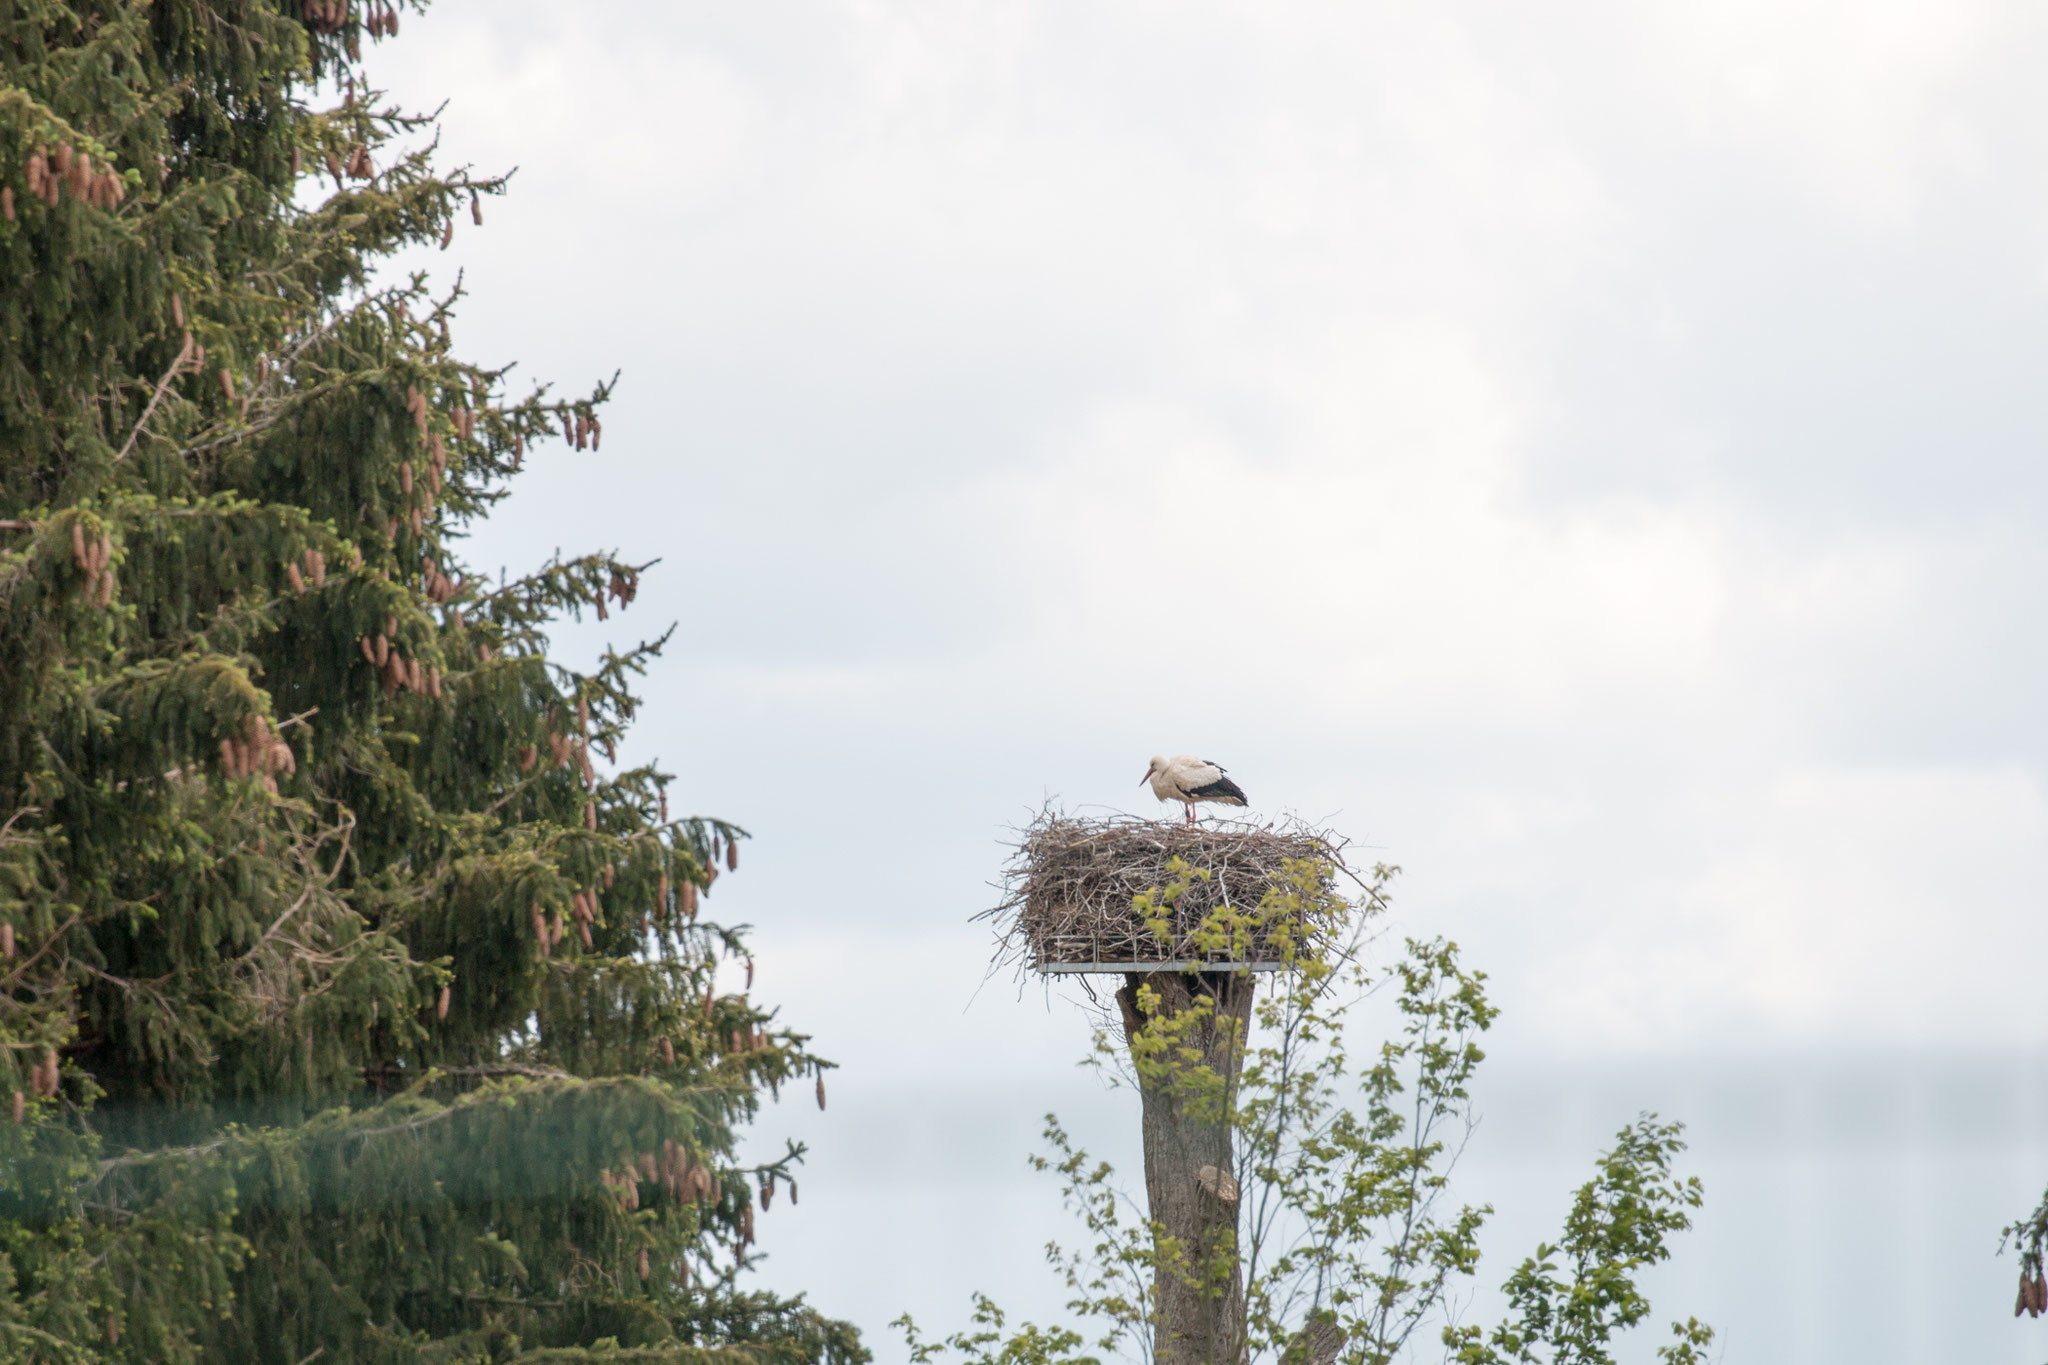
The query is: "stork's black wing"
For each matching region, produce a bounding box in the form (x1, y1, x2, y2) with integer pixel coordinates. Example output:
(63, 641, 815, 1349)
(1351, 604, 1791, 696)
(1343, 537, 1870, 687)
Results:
(1187, 774, 1248, 806)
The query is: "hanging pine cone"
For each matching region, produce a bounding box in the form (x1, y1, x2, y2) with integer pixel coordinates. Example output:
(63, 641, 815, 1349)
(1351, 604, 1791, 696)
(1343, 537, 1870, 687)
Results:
(1, 923, 13, 959)
(816, 1073, 827, 1111)
(436, 985, 450, 1019)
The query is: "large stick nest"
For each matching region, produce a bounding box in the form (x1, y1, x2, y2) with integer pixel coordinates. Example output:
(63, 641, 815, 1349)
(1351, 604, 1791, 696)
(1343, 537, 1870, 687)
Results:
(986, 811, 1349, 974)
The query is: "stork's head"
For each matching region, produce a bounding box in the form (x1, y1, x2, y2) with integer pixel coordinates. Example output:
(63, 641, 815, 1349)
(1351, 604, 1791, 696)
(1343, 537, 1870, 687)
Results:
(1140, 755, 1166, 786)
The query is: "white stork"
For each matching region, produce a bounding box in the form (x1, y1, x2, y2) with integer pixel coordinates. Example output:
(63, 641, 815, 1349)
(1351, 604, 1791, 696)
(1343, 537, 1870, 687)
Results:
(1142, 754, 1249, 825)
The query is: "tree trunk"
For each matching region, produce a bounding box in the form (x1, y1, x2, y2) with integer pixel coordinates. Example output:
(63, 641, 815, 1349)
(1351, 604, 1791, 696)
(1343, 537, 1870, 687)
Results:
(1119, 970, 1256, 1365)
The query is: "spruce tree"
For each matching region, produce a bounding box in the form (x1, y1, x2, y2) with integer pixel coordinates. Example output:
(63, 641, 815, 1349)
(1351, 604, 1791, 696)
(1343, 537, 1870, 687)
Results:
(0, 3, 859, 1360)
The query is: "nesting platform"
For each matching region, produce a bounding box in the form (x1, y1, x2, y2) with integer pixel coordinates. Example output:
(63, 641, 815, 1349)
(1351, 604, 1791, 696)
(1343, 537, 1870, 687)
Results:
(991, 813, 1339, 974)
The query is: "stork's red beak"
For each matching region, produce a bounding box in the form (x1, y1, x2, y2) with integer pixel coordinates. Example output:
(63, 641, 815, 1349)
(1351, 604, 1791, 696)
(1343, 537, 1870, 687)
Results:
(1138, 770, 1151, 786)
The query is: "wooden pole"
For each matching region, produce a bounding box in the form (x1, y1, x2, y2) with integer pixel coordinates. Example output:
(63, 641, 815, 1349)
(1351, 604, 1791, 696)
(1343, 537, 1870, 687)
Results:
(1118, 968, 1256, 1365)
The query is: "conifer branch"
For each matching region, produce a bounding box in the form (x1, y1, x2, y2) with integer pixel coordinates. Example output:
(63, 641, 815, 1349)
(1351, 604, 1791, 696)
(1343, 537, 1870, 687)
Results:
(0, 1321, 81, 1354)
(0, 805, 38, 842)
(113, 335, 197, 462)
(414, 1062, 577, 1081)
(0, 912, 80, 989)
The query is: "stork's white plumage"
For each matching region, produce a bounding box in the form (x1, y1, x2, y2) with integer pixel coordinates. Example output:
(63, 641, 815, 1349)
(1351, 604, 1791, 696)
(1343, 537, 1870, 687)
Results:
(1142, 754, 1249, 824)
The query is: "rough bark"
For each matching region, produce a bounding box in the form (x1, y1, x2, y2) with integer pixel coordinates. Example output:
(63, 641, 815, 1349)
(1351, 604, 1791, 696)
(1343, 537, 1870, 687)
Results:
(1119, 969, 1257, 1365)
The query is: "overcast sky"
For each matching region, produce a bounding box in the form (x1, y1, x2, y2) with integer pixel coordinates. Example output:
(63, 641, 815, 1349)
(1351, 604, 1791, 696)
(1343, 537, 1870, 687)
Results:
(376, 4, 2048, 1359)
